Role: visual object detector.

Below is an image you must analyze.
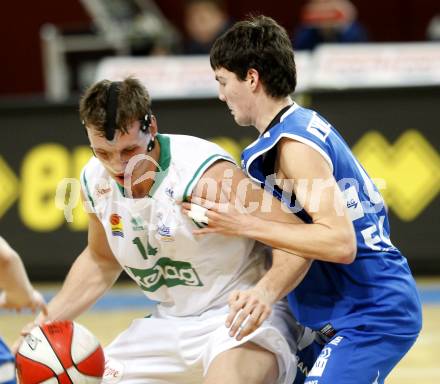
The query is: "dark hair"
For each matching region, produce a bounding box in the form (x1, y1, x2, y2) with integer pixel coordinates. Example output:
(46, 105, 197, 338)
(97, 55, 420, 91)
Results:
(79, 77, 151, 135)
(210, 15, 297, 97)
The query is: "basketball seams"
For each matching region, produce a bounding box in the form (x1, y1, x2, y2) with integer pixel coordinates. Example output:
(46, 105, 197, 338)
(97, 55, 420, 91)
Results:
(70, 323, 103, 378)
(40, 323, 74, 384)
(15, 352, 59, 383)
(16, 320, 104, 383)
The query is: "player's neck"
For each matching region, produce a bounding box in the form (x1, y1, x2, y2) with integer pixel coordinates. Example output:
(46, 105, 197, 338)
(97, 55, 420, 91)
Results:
(131, 140, 161, 198)
(254, 95, 293, 134)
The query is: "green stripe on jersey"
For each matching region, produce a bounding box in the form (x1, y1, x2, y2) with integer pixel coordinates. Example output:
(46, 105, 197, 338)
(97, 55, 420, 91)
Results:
(115, 134, 171, 198)
(183, 154, 234, 201)
(82, 170, 95, 208)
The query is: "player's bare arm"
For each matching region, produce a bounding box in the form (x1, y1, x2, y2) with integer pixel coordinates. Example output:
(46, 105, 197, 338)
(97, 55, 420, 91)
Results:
(13, 210, 122, 353)
(34, 193, 122, 324)
(246, 139, 356, 263)
(0, 237, 47, 314)
(187, 141, 356, 264)
(183, 160, 312, 339)
(226, 247, 310, 341)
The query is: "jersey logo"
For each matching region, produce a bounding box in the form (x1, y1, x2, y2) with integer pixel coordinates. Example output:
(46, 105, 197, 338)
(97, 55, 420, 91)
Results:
(306, 113, 331, 142)
(157, 223, 174, 241)
(342, 185, 365, 221)
(24, 333, 42, 351)
(131, 216, 147, 231)
(110, 214, 124, 237)
(125, 257, 203, 292)
(308, 347, 331, 378)
(165, 186, 175, 199)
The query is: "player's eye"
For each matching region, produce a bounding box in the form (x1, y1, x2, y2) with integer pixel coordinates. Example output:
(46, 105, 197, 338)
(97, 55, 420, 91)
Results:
(95, 150, 109, 160)
(123, 147, 137, 155)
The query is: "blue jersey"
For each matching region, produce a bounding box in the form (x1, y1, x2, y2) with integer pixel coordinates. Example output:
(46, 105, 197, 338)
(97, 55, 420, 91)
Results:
(0, 337, 15, 384)
(242, 103, 422, 335)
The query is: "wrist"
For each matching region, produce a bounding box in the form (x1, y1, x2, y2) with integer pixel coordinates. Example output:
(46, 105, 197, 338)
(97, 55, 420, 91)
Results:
(255, 280, 280, 305)
(241, 215, 264, 239)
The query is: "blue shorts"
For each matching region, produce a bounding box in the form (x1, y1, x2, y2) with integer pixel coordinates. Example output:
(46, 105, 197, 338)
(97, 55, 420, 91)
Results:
(0, 338, 15, 384)
(294, 329, 419, 384)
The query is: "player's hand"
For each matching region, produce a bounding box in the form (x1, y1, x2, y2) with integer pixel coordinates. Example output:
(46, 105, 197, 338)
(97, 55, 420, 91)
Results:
(181, 197, 252, 237)
(11, 309, 50, 355)
(226, 287, 273, 341)
(0, 288, 48, 315)
(11, 320, 37, 354)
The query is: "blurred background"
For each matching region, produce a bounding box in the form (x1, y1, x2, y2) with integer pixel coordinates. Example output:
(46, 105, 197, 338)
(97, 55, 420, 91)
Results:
(0, 1, 439, 382)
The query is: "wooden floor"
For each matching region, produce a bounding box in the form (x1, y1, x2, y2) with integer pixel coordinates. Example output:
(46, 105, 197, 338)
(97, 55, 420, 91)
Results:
(1, 282, 439, 383)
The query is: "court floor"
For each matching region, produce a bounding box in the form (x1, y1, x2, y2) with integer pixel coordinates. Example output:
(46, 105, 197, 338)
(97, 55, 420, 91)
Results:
(1, 279, 439, 383)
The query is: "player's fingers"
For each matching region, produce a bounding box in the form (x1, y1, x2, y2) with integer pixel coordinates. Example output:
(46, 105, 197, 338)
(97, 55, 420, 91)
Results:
(20, 321, 37, 336)
(236, 306, 264, 340)
(229, 303, 253, 338)
(11, 337, 23, 355)
(181, 202, 191, 210)
(192, 227, 220, 235)
(225, 291, 243, 327)
(189, 197, 219, 211)
(39, 302, 49, 316)
(228, 290, 241, 306)
(257, 307, 272, 326)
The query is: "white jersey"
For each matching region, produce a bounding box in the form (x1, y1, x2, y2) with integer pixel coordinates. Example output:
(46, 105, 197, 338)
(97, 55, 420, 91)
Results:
(80, 134, 267, 317)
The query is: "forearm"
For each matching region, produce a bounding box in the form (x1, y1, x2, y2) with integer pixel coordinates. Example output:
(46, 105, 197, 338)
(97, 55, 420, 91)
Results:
(37, 247, 121, 322)
(256, 250, 311, 304)
(0, 250, 33, 301)
(244, 217, 355, 264)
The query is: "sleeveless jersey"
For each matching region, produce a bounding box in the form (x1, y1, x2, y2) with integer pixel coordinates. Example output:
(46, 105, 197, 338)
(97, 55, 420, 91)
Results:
(241, 104, 422, 334)
(81, 134, 267, 317)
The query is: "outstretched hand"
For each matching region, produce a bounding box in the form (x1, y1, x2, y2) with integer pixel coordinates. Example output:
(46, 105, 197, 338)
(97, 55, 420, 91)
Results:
(0, 288, 47, 315)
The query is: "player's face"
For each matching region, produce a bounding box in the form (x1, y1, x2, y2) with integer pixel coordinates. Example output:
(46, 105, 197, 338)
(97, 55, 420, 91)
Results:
(215, 67, 256, 127)
(87, 120, 151, 186)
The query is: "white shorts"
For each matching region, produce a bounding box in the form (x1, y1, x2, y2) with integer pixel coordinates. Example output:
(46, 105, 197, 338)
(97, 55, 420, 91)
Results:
(102, 301, 299, 384)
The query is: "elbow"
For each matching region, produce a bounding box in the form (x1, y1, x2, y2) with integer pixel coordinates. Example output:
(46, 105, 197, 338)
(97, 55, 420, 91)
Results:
(338, 246, 356, 264)
(335, 232, 357, 264)
(327, 226, 356, 264)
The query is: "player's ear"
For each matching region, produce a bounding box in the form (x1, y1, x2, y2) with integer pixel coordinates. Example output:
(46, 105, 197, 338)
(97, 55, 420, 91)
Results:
(149, 115, 158, 136)
(246, 68, 259, 90)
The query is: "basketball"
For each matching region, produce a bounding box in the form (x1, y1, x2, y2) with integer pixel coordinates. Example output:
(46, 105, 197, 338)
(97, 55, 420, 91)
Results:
(16, 320, 105, 384)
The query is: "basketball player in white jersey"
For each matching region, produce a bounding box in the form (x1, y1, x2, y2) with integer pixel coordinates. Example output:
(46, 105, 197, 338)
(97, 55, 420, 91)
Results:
(23, 77, 311, 384)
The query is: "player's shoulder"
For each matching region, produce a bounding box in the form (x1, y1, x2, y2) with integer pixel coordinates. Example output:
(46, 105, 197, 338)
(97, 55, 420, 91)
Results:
(166, 133, 222, 149)
(165, 134, 235, 163)
(80, 156, 108, 184)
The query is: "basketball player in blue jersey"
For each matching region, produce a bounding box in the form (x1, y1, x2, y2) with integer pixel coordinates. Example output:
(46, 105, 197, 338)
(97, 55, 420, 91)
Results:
(0, 236, 47, 384)
(187, 15, 422, 383)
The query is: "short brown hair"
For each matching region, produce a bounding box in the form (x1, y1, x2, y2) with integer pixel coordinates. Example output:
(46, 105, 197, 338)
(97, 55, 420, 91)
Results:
(210, 15, 296, 98)
(79, 77, 152, 135)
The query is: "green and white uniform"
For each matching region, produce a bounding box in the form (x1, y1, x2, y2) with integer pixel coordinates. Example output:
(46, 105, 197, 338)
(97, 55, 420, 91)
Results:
(81, 134, 298, 384)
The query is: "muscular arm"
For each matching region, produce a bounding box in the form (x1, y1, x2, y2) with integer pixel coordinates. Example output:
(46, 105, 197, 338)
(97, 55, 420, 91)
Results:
(241, 139, 357, 264)
(35, 202, 122, 323)
(186, 160, 312, 339)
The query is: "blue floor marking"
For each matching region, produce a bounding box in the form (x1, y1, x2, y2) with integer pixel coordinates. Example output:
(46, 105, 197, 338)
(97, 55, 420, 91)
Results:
(1, 285, 440, 314)
(47, 285, 440, 311)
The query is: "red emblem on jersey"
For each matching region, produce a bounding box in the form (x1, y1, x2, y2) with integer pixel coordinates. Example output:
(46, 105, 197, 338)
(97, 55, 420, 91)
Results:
(110, 214, 120, 225)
